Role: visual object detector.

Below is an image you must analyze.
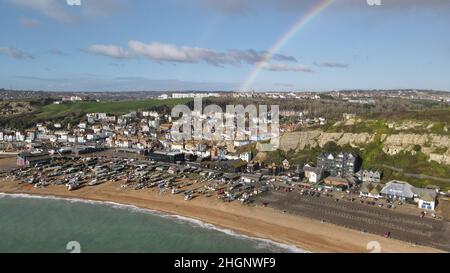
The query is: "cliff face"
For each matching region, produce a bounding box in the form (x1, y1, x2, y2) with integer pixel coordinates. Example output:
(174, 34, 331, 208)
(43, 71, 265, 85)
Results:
(279, 131, 373, 151)
(279, 131, 450, 165)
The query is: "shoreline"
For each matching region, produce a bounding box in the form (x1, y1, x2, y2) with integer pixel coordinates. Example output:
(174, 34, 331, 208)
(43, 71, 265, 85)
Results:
(0, 192, 305, 253)
(0, 180, 442, 253)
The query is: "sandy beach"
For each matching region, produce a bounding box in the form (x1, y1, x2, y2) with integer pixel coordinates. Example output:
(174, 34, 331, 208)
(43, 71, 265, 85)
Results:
(0, 179, 442, 253)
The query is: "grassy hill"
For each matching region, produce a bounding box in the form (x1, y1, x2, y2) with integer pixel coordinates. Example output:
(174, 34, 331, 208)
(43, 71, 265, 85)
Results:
(36, 98, 192, 120)
(0, 98, 192, 129)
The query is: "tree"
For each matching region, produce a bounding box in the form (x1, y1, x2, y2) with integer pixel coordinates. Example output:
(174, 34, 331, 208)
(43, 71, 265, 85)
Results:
(324, 141, 339, 153)
(413, 145, 422, 152)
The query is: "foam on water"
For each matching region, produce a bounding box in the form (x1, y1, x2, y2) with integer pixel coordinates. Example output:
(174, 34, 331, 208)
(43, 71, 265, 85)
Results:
(0, 192, 308, 253)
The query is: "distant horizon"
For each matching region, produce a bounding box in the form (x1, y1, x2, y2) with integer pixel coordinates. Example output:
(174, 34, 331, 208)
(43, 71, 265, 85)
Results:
(1, 87, 450, 94)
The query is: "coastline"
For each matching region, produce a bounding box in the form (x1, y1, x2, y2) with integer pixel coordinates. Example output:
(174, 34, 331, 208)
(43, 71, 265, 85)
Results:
(0, 180, 442, 253)
(0, 192, 305, 253)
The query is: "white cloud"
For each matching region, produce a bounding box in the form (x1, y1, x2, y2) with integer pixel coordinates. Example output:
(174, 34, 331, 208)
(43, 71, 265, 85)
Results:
(85, 40, 299, 68)
(315, 61, 349, 68)
(85, 44, 132, 59)
(260, 62, 313, 72)
(0, 47, 34, 59)
(128, 41, 220, 64)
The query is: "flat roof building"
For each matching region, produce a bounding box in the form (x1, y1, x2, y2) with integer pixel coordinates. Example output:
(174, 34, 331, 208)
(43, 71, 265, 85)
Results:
(148, 151, 185, 163)
(17, 151, 51, 167)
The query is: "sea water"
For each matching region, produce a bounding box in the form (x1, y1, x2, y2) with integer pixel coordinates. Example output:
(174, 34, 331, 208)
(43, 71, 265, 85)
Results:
(0, 193, 305, 253)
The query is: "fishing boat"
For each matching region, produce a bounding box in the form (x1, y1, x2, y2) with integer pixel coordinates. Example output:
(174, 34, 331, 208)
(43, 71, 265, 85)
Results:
(67, 182, 80, 191)
(66, 179, 80, 191)
(88, 179, 98, 186)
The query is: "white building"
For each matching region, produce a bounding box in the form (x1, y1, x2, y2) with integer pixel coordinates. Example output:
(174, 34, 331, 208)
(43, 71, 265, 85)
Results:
(171, 93, 218, 99)
(63, 96, 82, 102)
(143, 111, 159, 118)
(149, 119, 159, 128)
(303, 164, 323, 183)
(78, 122, 87, 129)
(234, 140, 250, 147)
(159, 94, 169, 100)
(239, 151, 252, 162)
(380, 181, 437, 210)
(77, 136, 86, 143)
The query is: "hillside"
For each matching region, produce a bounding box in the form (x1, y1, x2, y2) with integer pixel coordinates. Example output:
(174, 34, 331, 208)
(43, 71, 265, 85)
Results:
(275, 118, 450, 190)
(0, 98, 192, 129)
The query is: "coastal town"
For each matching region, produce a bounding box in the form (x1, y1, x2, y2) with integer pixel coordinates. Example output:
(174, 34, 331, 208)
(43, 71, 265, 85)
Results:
(1, 91, 449, 252)
(2, 0, 450, 258)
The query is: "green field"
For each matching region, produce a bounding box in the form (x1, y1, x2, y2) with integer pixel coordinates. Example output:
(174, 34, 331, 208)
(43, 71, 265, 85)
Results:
(37, 98, 192, 120)
(0, 98, 193, 129)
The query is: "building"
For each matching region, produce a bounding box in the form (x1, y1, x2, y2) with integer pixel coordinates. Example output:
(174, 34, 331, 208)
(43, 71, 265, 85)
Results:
(412, 187, 438, 211)
(343, 113, 356, 120)
(171, 93, 218, 99)
(356, 170, 382, 183)
(17, 152, 51, 167)
(303, 164, 323, 183)
(148, 151, 185, 163)
(206, 160, 247, 173)
(239, 151, 252, 162)
(359, 182, 384, 199)
(324, 176, 354, 189)
(380, 180, 437, 210)
(380, 180, 415, 200)
(317, 152, 360, 178)
(282, 159, 290, 170)
(241, 173, 262, 183)
(73, 146, 107, 156)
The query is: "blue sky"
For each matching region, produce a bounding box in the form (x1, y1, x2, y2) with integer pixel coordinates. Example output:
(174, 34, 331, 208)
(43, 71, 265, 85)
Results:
(0, 0, 449, 92)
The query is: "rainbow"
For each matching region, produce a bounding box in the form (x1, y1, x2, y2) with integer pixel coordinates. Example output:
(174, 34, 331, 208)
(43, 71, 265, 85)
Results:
(239, 0, 334, 91)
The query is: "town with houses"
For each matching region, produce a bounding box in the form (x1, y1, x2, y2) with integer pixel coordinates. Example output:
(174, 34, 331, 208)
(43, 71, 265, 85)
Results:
(1, 90, 450, 252)
(3, 0, 450, 255)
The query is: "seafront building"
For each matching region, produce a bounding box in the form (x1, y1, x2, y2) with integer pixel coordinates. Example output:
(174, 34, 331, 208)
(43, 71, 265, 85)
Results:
(317, 152, 361, 178)
(380, 180, 437, 210)
(17, 151, 51, 167)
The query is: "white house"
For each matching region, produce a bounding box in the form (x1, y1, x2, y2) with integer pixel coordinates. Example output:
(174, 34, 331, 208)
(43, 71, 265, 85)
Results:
(414, 187, 438, 211)
(225, 154, 239, 161)
(149, 119, 159, 128)
(78, 122, 87, 129)
(303, 164, 323, 183)
(77, 136, 86, 144)
(143, 111, 159, 118)
(239, 151, 252, 162)
(159, 94, 169, 100)
(15, 132, 25, 142)
(68, 136, 77, 143)
(234, 140, 251, 147)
